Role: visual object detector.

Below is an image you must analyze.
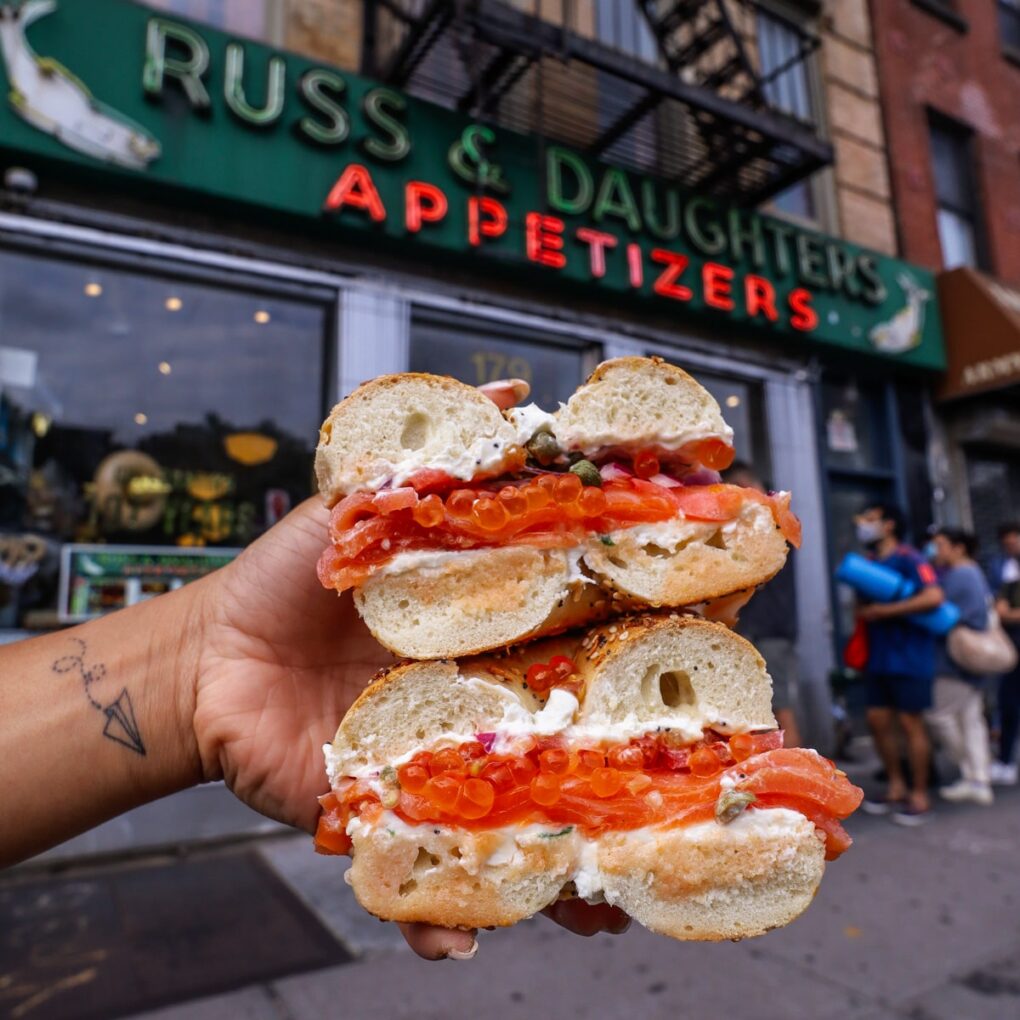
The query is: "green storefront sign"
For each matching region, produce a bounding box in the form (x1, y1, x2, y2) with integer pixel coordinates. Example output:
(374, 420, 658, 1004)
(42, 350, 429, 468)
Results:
(0, 0, 945, 369)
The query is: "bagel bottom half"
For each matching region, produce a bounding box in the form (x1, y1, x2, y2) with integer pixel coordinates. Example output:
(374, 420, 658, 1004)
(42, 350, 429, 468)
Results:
(344, 807, 825, 940)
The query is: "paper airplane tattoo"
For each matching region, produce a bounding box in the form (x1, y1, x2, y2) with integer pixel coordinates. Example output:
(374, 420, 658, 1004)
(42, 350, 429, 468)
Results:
(53, 637, 146, 756)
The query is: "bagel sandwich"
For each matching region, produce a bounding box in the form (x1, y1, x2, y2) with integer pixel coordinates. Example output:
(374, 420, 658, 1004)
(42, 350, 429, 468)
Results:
(316, 357, 801, 658)
(314, 615, 862, 941)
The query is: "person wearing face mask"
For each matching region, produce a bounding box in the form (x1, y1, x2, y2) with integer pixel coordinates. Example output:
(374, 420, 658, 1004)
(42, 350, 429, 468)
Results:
(855, 504, 944, 825)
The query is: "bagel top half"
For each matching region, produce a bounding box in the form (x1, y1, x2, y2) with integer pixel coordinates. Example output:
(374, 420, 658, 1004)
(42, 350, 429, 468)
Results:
(315, 356, 733, 505)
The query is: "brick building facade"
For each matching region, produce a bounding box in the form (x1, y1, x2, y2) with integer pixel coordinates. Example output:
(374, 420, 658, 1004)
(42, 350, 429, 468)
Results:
(868, 0, 1020, 547)
(869, 0, 1020, 283)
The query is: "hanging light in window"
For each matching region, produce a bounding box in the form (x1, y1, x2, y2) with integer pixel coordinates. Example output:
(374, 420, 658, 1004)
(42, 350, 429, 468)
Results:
(725, 395, 741, 408)
(165, 296, 183, 312)
(253, 310, 271, 324)
(158, 361, 172, 375)
(134, 412, 148, 425)
(84, 282, 103, 297)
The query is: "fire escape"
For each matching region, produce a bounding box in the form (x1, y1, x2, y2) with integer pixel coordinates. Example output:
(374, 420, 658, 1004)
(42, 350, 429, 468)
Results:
(360, 0, 832, 205)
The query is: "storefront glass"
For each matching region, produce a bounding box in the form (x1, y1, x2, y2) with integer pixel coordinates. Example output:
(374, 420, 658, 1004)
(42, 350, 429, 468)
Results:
(0, 246, 329, 628)
(410, 311, 597, 409)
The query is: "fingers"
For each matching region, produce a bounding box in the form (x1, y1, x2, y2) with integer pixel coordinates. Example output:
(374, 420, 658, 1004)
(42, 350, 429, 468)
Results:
(478, 378, 530, 410)
(542, 899, 631, 937)
(398, 922, 479, 961)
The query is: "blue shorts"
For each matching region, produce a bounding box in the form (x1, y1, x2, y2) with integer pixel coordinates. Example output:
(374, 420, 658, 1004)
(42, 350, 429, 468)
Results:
(865, 673, 933, 714)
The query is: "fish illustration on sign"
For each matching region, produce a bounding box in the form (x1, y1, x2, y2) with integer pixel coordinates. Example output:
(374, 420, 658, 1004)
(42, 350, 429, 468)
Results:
(0, 0, 160, 170)
(868, 272, 930, 354)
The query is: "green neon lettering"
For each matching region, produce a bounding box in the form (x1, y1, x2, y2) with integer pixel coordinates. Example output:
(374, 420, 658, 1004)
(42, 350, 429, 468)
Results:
(362, 88, 411, 162)
(641, 180, 679, 240)
(592, 168, 641, 231)
(142, 18, 211, 112)
(298, 69, 350, 146)
(728, 209, 766, 269)
(795, 233, 830, 288)
(546, 147, 593, 215)
(856, 256, 887, 305)
(224, 43, 285, 127)
(762, 219, 794, 275)
(682, 196, 727, 255)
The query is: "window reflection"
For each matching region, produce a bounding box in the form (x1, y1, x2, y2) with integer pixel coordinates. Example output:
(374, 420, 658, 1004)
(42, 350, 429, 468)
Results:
(0, 248, 327, 625)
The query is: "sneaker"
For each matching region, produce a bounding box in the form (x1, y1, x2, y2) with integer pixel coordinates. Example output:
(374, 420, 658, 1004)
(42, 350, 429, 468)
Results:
(861, 797, 902, 816)
(939, 780, 994, 805)
(989, 761, 1018, 786)
(891, 804, 931, 826)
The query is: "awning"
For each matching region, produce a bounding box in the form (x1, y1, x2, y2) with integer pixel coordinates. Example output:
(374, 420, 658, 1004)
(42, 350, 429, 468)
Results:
(938, 267, 1020, 401)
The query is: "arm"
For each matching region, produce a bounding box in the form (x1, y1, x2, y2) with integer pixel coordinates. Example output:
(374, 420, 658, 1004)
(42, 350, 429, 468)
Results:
(858, 584, 944, 622)
(0, 584, 203, 869)
(997, 598, 1020, 626)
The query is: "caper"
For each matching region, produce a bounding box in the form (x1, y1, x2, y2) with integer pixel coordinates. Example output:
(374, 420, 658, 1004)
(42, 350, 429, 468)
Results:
(569, 459, 602, 487)
(526, 429, 560, 466)
(380, 786, 400, 809)
(380, 765, 398, 785)
(715, 789, 756, 824)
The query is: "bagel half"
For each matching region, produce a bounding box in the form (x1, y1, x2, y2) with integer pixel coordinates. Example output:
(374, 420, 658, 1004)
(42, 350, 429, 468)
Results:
(315, 616, 862, 941)
(316, 357, 799, 659)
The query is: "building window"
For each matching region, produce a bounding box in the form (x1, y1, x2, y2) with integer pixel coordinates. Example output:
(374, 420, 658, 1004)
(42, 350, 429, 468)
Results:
(140, 0, 280, 43)
(755, 8, 817, 221)
(928, 114, 984, 270)
(594, 1, 658, 62)
(1001, 0, 1020, 52)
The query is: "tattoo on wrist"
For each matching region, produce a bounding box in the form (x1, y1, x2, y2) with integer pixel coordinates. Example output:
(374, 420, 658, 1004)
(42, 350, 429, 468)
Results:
(53, 637, 146, 756)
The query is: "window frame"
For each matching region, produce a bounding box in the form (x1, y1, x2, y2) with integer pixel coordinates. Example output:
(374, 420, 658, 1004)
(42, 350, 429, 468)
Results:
(999, 0, 1020, 62)
(909, 0, 969, 33)
(926, 109, 990, 272)
(753, 0, 836, 232)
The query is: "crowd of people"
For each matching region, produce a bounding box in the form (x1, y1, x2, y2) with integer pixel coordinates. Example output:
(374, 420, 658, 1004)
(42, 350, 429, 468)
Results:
(853, 510, 1020, 825)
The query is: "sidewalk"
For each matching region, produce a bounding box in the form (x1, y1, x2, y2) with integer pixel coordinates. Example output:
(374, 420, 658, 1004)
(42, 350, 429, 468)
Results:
(129, 780, 1020, 1020)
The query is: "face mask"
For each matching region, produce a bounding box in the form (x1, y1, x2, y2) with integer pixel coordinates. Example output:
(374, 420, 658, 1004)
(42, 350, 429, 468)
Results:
(856, 520, 884, 545)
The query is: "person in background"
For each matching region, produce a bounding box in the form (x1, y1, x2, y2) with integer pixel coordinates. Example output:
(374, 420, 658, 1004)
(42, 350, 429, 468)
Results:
(992, 522, 1020, 785)
(725, 462, 801, 747)
(986, 521, 1020, 591)
(926, 528, 994, 805)
(855, 504, 944, 825)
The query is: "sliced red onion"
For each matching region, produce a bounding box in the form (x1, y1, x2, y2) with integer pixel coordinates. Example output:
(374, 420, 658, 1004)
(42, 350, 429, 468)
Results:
(599, 461, 633, 482)
(647, 472, 682, 489)
(683, 468, 722, 486)
(476, 732, 497, 753)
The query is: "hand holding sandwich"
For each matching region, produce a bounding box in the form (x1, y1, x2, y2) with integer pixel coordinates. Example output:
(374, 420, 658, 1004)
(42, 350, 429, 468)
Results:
(0, 379, 627, 959)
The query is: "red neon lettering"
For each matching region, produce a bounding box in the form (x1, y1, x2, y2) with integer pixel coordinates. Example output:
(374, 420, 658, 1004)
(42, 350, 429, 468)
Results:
(323, 163, 386, 221)
(576, 227, 618, 279)
(650, 249, 692, 301)
(703, 262, 735, 311)
(627, 243, 644, 288)
(468, 196, 508, 246)
(405, 181, 448, 233)
(745, 274, 779, 322)
(788, 288, 819, 331)
(526, 212, 566, 269)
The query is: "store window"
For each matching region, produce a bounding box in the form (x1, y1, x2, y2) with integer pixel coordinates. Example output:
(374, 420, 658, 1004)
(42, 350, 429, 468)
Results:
(595, 1, 658, 62)
(1000, 0, 1020, 53)
(688, 371, 772, 484)
(0, 246, 329, 628)
(756, 7, 818, 222)
(929, 113, 985, 271)
(410, 312, 597, 410)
